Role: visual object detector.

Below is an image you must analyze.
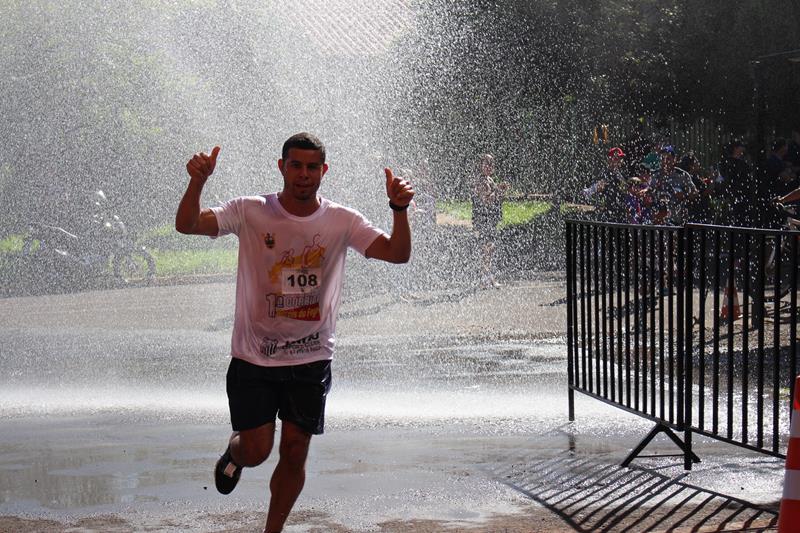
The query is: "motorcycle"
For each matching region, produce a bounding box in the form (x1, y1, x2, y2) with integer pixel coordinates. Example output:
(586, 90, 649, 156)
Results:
(18, 191, 156, 292)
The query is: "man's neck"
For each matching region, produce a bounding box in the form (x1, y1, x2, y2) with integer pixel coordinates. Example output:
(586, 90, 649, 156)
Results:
(277, 192, 321, 217)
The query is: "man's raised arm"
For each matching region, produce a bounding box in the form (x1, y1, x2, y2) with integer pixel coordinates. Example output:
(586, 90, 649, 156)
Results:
(176, 146, 221, 236)
(365, 167, 415, 264)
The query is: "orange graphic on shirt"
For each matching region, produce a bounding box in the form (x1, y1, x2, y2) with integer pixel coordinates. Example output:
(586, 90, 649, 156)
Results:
(275, 303, 321, 321)
(302, 234, 325, 267)
(279, 248, 295, 267)
(268, 235, 325, 284)
(266, 293, 321, 321)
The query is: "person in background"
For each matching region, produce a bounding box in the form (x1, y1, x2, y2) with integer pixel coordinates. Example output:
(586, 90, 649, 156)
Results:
(633, 154, 660, 225)
(582, 146, 629, 222)
(717, 141, 756, 227)
(651, 145, 698, 225)
(677, 152, 714, 224)
(472, 153, 508, 289)
(621, 121, 653, 177)
(624, 177, 647, 224)
(764, 139, 798, 197)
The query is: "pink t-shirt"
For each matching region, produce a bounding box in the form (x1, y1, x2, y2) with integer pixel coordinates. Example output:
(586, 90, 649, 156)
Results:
(211, 194, 384, 367)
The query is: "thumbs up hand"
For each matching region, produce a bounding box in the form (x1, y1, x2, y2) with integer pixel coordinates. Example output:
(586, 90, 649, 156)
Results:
(384, 167, 415, 208)
(186, 146, 221, 185)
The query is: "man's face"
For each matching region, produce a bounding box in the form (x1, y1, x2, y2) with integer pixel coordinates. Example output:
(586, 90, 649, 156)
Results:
(608, 154, 623, 169)
(278, 148, 328, 202)
(732, 146, 745, 159)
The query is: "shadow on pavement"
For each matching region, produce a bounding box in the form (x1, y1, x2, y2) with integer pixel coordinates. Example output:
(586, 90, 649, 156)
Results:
(492, 452, 779, 532)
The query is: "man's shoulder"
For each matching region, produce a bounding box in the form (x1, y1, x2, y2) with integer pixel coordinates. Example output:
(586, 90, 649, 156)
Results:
(320, 198, 365, 218)
(222, 194, 271, 206)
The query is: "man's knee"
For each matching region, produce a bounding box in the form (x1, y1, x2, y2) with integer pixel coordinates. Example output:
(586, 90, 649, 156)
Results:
(235, 424, 275, 467)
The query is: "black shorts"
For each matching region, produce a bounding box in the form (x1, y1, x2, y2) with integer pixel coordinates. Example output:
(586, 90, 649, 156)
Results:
(226, 357, 332, 435)
(473, 213, 500, 244)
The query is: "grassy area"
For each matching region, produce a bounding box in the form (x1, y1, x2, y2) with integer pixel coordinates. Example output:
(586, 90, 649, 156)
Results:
(2, 202, 562, 280)
(152, 201, 557, 278)
(501, 200, 553, 227)
(436, 200, 553, 227)
(150, 248, 238, 276)
(0, 234, 24, 253)
(137, 224, 239, 277)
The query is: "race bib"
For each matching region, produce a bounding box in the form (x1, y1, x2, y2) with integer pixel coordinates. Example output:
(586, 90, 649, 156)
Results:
(281, 267, 322, 294)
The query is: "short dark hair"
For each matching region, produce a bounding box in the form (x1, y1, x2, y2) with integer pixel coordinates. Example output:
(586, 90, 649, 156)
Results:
(282, 132, 326, 163)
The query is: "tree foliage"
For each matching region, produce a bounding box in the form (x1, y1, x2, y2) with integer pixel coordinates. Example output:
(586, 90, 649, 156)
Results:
(1, 0, 798, 235)
(391, 0, 800, 195)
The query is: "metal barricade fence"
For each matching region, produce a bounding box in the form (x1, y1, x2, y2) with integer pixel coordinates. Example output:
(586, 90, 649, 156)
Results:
(566, 219, 800, 469)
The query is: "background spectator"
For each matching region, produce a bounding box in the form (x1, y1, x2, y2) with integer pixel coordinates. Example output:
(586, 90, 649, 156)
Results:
(582, 146, 629, 222)
(717, 141, 756, 227)
(472, 153, 508, 289)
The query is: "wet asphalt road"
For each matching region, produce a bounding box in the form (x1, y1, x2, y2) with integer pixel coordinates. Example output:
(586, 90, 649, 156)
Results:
(0, 278, 785, 531)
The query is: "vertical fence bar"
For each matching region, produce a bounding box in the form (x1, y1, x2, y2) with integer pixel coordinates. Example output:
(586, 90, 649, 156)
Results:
(675, 229, 692, 429)
(698, 229, 707, 431)
(712, 229, 721, 435)
(726, 231, 735, 440)
(566, 223, 575, 421)
(594, 225, 601, 394)
(650, 228, 658, 416)
(642, 229, 649, 415)
(658, 229, 666, 420)
(573, 225, 582, 395)
(757, 233, 766, 449)
(741, 233, 750, 444)
(633, 229, 640, 411)
(625, 228, 632, 408)
(601, 226, 609, 398)
(575, 224, 581, 387)
(772, 234, 782, 454)
(791, 233, 798, 419)
(580, 224, 588, 391)
(608, 225, 616, 402)
(617, 227, 624, 403)
(683, 226, 693, 469)
(584, 222, 594, 392)
(669, 230, 676, 424)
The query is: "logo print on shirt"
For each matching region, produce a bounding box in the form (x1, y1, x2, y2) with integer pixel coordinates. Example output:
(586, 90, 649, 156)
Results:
(264, 233, 275, 249)
(259, 337, 278, 357)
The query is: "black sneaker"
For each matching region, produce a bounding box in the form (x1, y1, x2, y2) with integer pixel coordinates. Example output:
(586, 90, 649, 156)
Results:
(214, 446, 241, 495)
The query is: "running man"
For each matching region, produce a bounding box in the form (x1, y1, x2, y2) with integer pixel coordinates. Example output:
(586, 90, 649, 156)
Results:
(175, 132, 414, 533)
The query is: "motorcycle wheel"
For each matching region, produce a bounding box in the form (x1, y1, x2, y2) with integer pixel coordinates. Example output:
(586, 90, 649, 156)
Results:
(113, 249, 156, 285)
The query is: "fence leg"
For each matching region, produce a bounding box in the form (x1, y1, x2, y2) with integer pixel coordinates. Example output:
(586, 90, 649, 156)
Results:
(621, 422, 701, 469)
(568, 387, 575, 421)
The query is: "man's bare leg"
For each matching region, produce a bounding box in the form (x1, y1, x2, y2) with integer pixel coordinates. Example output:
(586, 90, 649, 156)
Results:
(264, 421, 312, 533)
(230, 423, 275, 467)
(216, 423, 275, 495)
